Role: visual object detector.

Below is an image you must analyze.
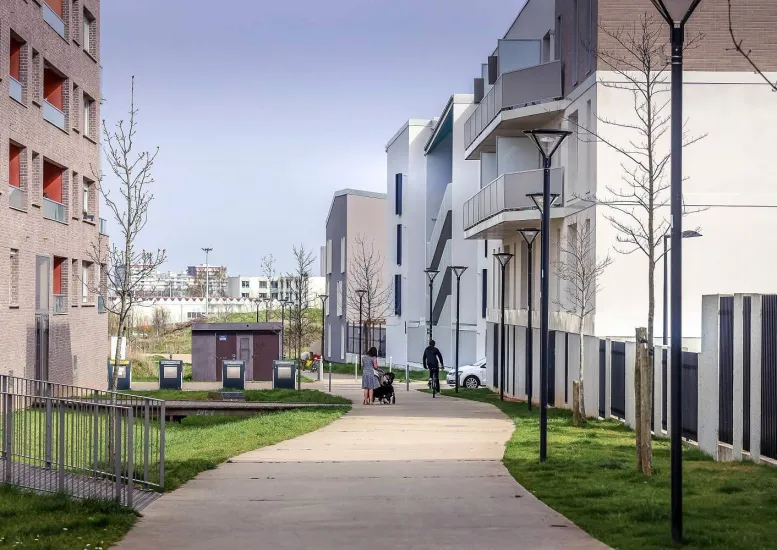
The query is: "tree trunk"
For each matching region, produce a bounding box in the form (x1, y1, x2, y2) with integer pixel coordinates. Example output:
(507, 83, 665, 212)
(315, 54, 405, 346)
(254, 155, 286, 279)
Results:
(572, 380, 582, 427)
(578, 318, 586, 422)
(636, 326, 652, 475)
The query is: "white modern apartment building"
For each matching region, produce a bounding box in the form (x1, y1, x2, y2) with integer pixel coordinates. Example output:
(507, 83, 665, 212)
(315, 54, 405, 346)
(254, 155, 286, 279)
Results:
(457, 0, 777, 385)
(118, 297, 258, 325)
(385, 97, 486, 368)
(129, 267, 193, 298)
(227, 275, 326, 303)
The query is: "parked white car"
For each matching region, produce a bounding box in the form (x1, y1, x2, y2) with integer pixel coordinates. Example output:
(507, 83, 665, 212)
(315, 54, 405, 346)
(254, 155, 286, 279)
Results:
(446, 358, 487, 389)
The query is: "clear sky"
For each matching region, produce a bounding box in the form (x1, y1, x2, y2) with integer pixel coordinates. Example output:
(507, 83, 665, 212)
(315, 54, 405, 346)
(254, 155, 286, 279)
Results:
(100, 0, 526, 274)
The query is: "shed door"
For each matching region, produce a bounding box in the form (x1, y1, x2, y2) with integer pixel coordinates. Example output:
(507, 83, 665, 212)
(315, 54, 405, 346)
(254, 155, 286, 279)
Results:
(215, 333, 236, 381)
(239, 336, 253, 380)
(253, 333, 278, 381)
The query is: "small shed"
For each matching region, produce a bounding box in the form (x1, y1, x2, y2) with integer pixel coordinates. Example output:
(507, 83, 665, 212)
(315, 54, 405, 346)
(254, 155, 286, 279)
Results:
(191, 323, 282, 382)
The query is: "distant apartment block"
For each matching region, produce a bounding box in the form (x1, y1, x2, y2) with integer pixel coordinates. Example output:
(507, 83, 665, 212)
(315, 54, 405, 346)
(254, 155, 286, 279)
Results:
(187, 264, 228, 297)
(1, 0, 107, 386)
(227, 275, 326, 303)
(324, 189, 387, 363)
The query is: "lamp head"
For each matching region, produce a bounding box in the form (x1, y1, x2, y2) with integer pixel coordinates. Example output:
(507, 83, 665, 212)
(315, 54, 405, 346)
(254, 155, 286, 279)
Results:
(681, 230, 702, 239)
(493, 252, 514, 268)
(650, 0, 703, 25)
(524, 129, 573, 159)
(527, 192, 560, 214)
(424, 268, 440, 283)
(518, 228, 540, 245)
(449, 265, 468, 279)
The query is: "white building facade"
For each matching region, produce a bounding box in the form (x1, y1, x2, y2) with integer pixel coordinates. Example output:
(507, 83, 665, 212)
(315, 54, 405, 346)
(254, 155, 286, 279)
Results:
(227, 275, 326, 304)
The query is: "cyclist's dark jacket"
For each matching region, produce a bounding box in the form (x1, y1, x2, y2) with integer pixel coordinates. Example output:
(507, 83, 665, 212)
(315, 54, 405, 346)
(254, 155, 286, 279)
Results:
(423, 346, 444, 370)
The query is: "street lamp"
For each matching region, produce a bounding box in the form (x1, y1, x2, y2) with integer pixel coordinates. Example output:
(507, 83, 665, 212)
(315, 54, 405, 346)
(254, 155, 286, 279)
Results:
(662, 230, 702, 345)
(201, 247, 212, 315)
(279, 297, 289, 359)
(263, 297, 272, 322)
(493, 252, 513, 402)
(518, 228, 540, 411)
(356, 289, 367, 360)
(423, 268, 439, 341)
(450, 266, 468, 393)
(650, 1, 704, 542)
(318, 294, 329, 386)
(526, 127, 571, 464)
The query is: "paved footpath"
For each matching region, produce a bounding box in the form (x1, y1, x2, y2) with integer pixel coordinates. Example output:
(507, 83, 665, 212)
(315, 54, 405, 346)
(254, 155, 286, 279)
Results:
(117, 384, 607, 549)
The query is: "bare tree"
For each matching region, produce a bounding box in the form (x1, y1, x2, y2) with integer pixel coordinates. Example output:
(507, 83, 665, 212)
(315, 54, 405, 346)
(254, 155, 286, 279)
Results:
(555, 218, 612, 425)
(87, 77, 166, 391)
(151, 306, 170, 338)
(261, 254, 277, 317)
(285, 245, 317, 361)
(728, 0, 777, 92)
(346, 234, 392, 350)
(572, 14, 704, 475)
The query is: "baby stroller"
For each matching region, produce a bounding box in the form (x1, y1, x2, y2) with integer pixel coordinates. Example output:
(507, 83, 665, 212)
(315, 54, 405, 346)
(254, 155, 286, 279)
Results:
(373, 371, 396, 404)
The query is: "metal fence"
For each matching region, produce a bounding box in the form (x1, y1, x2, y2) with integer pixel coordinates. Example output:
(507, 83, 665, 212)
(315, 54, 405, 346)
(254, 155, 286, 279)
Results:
(762, 295, 777, 460)
(611, 341, 626, 420)
(346, 323, 386, 357)
(598, 340, 606, 418)
(0, 375, 165, 509)
(681, 352, 699, 441)
(719, 296, 734, 445)
(744, 296, 752, 452)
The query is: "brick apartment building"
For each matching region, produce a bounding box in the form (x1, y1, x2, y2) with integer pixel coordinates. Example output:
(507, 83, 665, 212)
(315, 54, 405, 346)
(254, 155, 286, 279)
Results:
(1, 0, 108, 387)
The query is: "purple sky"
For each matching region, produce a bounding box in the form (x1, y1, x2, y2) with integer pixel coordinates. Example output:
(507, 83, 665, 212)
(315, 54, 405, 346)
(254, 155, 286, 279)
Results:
(100, 0, 525, 273)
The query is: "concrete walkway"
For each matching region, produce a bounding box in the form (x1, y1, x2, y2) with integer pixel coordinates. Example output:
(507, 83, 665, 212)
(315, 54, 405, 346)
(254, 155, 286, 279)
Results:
(116, 385, 607, 549)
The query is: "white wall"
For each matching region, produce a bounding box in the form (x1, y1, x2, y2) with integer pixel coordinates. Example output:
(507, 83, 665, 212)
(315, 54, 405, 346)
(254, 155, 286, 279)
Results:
(594, 71, 777, 338)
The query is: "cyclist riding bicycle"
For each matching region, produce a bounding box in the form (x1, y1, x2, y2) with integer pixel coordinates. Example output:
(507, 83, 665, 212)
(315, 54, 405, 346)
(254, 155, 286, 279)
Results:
(423, 340, 444, 394)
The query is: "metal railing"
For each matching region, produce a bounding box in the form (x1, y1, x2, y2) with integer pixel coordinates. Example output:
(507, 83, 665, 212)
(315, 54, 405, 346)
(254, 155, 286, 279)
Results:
(43, 100, 66, 130)
(53, 295, 67, 315)
(43, 197, 66, 223)
(464, 60, 563, 149)
(9, 186, 26, 210)
(9, 76, 23, 104)
(463, 167, 564, 230)
(42, 2, 66, 38)
(0, 375, 165, 509)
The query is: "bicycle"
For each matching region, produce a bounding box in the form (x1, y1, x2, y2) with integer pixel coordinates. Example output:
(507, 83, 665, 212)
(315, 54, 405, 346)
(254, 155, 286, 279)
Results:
(428, 367, 441, 398)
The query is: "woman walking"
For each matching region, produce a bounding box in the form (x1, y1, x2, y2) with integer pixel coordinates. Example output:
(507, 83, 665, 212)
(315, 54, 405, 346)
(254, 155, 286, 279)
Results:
(361, 347, 381, 405)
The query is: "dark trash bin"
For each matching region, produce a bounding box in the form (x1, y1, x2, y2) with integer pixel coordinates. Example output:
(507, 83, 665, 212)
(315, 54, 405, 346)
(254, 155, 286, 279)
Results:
(159, 360, 183, 390)
(107, 360, 132, 390)
(273, 360, 296, 390)
(222, 360, 246, 390)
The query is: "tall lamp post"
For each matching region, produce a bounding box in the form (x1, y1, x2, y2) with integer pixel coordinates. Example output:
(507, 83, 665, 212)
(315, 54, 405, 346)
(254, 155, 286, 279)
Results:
(356, 289, 367, 360)
(526, 127, 571, 464)
(650, 1, 703, 541)
(450, 266, 468, 393)
(263, 298, 272, 323)
(318, 294, 328, 380)
(518, 228, 540, 410)
(423, 269, 439, 341)
(662, 230, 702, 345)
(201, 247, 212, 316)
(493, 253, 513, 402)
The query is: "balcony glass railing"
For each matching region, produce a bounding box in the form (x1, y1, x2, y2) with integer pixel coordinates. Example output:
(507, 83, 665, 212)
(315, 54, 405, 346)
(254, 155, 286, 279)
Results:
(464, 60, 563, 150)
(53, 295, 67, 314)
(42, 2, 66, 38)
(43, 198, 66, 223)
(99, 217, 108, 235)
(463, 167, 564, 231)
(9, 76, 23, 103)
(43, 100, 66, 130)
(9, 186, 26, 210)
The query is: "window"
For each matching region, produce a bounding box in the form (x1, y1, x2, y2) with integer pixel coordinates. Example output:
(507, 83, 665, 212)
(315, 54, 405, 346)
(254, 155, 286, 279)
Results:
(9, 143, 22, 188)
(241, 292, 249, 298)
(324, 292, 329, 316)
(71, 259, 79, 306)
(43, 0, 66, 38)
(482, 268, 488, 318)
(37, 255, 51, 312)
(340, 236, 346, 273)
(83, 94, 94, 138)
(259, 280, 267, 288)
(396, 224, 402, 266)
(241, 280, 250, 288)
(587, 99, 595, 188)
(43, 160, 64, 204)
(586, 0, 594, 73)
(82, 261, 92, 303)
(10, 250, 20, 307)
(340, 329, 345, 360)
(9, 35, 24, 103)
(326, 239, 332, 274)
(569, 111, 579, 195)
(573, 0, 580, 83)
(53, 256, 66, 314)
(395, 174, 402, 215)
(394, 274, 402, 316)
(43, 66, 66, 129)
(485, 240, 488, 258)
(83, 9, 96, 57)
(555, 16, 562, 64)
(336, 280, 343, 316)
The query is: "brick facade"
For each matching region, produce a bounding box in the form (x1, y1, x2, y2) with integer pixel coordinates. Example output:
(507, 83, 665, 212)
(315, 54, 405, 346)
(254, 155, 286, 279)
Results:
(556, 0, 777, 96)
(1, 0, 107, 388)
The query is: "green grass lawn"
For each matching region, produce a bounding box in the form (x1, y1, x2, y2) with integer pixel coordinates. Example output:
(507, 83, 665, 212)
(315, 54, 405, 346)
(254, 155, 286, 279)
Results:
(1, 405, 349, 548)
(126, 388, 350, 404)
(445, 388, 777, 549)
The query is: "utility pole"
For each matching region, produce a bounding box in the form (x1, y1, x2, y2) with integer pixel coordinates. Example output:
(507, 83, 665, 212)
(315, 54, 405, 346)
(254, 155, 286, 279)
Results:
(202, 247, 212, 316)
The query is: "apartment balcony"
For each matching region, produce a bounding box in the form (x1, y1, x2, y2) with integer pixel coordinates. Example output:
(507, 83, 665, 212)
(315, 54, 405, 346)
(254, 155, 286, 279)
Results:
(9, 186, 26, 211)
(463, 167, 565, 239)
(9, 77, 23, 104)
(53, 295, 67, 315)
(464, 60, 565, 159)
(42, 2, 66, 38)
(99, 217, 108, 235)
(43, 198, 66, 223)
(43, 100, 66, 130)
